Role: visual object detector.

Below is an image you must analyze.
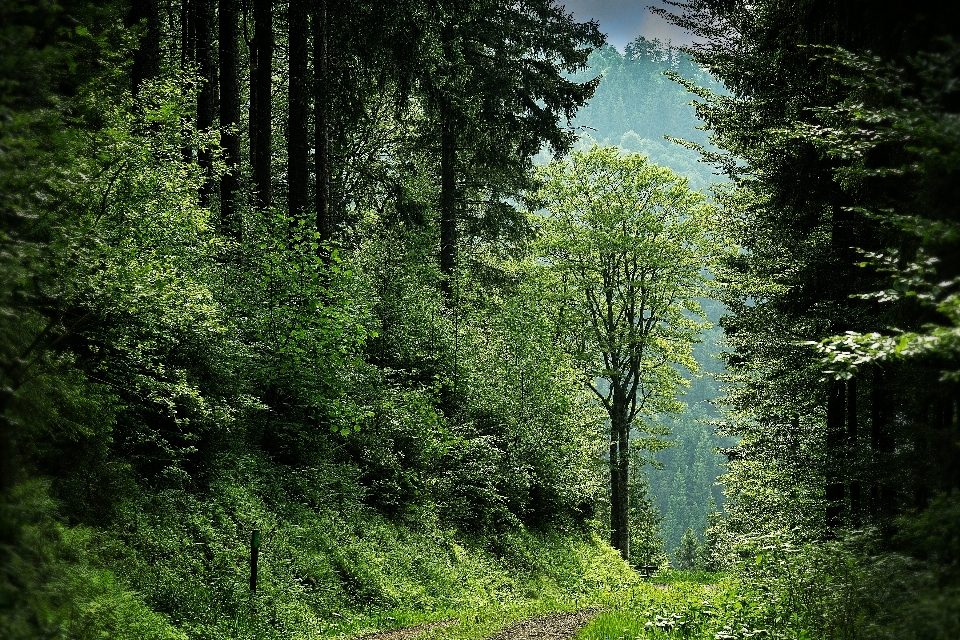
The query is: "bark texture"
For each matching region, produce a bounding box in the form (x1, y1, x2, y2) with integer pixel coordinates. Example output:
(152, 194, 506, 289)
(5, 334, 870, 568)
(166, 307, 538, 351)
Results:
(288, 0, 309, 220)
(250, 0, 273, 208)
(196, 0, 216, 205)
(219, 0, 241, 239)
(313, 0, 331, 243)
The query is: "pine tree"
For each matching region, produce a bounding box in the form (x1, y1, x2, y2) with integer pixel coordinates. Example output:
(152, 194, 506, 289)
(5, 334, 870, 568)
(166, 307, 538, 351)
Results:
(674, 527, 701, 571)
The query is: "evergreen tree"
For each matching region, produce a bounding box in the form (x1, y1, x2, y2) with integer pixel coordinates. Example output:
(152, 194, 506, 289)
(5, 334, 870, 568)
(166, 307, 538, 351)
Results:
(674, 527, 701, 570)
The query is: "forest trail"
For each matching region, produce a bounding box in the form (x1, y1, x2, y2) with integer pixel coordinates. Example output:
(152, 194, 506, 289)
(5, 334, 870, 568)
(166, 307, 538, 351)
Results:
(357, 619, 459, 640)
(485, 609, 600, 640)
(359, 609, 601, 640)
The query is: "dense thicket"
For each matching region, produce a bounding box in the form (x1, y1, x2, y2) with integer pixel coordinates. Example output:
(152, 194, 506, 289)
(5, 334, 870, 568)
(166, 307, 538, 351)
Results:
(654, 0, 960, 636)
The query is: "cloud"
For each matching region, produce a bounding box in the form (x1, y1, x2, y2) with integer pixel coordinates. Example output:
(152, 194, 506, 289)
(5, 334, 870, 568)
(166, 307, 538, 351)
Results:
(560, 0, 692, 50)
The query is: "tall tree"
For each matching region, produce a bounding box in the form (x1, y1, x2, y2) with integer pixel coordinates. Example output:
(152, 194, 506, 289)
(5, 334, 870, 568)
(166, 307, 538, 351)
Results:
(655, 0, 960, 546)
(219, 0, 241, 239)
(126, 0, 161, 98)
(534, 146, 714, 559)
(312, 0, 331, 241)
(250, 0, 272, 208)
(420, 0, 603, 303)
(195, 0, 216, 204)
(288, 0, 309, 220)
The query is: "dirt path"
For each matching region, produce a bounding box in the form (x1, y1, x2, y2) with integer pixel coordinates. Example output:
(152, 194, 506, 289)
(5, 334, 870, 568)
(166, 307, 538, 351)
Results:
(357, 609, 601, 640)
(484, 609, 601, 640)
(357, 619, 458, 640)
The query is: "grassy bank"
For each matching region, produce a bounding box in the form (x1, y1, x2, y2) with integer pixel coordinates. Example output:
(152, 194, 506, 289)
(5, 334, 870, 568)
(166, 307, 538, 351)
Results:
(4, 453, 639, 640)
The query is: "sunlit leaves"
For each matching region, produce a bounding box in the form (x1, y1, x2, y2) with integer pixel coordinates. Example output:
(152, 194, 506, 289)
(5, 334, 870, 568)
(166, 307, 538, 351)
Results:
(532, 145, 716, 426)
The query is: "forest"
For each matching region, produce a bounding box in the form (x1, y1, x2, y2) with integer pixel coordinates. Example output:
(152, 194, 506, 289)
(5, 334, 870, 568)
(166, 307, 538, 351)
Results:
(1, 1, 958, 639)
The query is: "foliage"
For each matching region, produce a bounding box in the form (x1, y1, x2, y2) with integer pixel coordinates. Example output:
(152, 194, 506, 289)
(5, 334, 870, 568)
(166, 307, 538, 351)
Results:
(793, 43, 960, 381)
(532, 144, 716, 559)
(0, 1, 645, 636)
(650, 0, 960, 637)
(673, 528, 701, 571)
(555, 49, 733, 552)
(574, 578, 748, 640)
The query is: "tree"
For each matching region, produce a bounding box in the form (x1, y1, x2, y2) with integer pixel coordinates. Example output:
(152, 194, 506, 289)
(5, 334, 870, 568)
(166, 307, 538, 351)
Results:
(416, 0, 603, 302)
(219, 0, 241, 239)
(287, 0, 309, 220)
(195, 0, 216, 205)
(250, 0, 273, 208)
(533, 145, 715, 560)
(674, 527, 701, 570)
(126, 0, 161, 98)
(655, 0, 960, 549)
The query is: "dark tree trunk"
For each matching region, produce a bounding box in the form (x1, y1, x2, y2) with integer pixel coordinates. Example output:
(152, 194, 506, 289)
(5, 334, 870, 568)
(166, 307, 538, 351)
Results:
(219, 0, 241, 240)
(251, 0, 273, 208)
(313, 0, 331, 244)
(247, 0, 257, 191)
(825, 379, 846, 534)
(440, 111, 457, 301)
(181, 0, 194, 67)
(0, 394, 16, 493)
(181, 0, 196, 162)
(288, 0, 309, 221)
(869, 366, 896, 524)
(617, 412, 630, 560)
(847, 376, 861, 524)
(196, 0, 216, 205)
(609, 436, 619, 551)
(609, 392, 630, 560)
(127, 0, 161, 98)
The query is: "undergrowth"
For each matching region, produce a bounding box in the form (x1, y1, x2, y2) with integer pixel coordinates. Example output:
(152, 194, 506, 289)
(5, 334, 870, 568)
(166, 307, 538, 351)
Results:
(2, 453, 638, 640)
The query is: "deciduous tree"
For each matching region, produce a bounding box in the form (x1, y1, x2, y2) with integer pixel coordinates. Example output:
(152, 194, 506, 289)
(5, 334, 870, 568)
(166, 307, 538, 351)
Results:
(534, 145, 715, 560)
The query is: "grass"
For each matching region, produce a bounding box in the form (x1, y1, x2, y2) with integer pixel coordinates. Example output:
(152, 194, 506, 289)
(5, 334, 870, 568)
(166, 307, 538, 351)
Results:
(13, 462, 729, 640)
(573, 574, 740, 640)
(10, 455, 643, 640)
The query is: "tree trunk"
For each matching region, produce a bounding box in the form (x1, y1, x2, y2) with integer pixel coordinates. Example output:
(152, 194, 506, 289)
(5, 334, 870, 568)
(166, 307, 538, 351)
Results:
(846, 376, 861, 524)
(440, 110, 457, 301)
(609, 394, 630, 560)
(219, 0, 241, 240)
(181, 0, 196, 162)
(869, 366, 895, 525)
(196, 0, 216, 205)
(127, 0, 161, 98)
(251, 0, 273, 209)
(617, 412, 630, 561)
(313, 0, 332, 244)
(288, 0, 309, 222)
(825, 379, 845, 534)
(609, 435, 619, 551)
(0, 394, 16, 494)
(181, 0, 194, 68)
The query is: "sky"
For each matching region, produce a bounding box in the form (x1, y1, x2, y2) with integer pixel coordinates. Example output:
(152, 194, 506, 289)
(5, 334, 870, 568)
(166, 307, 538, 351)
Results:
(560, 1, 692, 50)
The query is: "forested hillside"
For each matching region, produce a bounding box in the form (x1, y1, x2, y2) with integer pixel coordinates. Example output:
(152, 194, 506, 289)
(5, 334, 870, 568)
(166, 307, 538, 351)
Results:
(655, 0, 960, 636)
